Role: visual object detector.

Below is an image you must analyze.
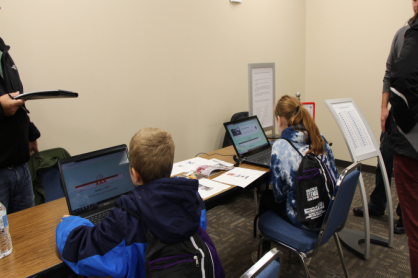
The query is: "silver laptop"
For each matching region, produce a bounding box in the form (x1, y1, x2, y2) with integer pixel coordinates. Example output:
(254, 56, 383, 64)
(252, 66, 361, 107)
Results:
(58, 145, 135, 224)
(223, 116, 272, 168)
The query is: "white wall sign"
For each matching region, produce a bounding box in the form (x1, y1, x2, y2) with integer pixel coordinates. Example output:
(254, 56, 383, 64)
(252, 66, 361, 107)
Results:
(251, 67, 274, 129)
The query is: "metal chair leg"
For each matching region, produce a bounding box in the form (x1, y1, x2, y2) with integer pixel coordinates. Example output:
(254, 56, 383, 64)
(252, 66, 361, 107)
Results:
(257, 237, 272, 260)
(334, 233, 350, 278)
(297, 252, 311, 278)
(287, 251, 292, 271)
(254, 188, 258, 215)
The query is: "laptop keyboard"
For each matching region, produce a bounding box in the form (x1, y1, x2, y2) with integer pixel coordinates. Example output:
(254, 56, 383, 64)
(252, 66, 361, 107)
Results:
(246, 149, 271, 166)
(86, 208, 113, 225)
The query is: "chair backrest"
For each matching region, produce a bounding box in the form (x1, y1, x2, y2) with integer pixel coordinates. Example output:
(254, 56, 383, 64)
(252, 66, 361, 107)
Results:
(43, 166, 65, 203)
(240, 248, 283, 278)
(315, 162, 361, 249)
(222, 112, 249, 148)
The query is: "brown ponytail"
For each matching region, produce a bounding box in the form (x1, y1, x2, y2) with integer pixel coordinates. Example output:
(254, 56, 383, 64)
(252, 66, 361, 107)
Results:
(274, 95, 325, 156)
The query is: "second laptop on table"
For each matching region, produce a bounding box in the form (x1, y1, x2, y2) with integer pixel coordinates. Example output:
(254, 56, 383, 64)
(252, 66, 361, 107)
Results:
(223, 116, 272, 168)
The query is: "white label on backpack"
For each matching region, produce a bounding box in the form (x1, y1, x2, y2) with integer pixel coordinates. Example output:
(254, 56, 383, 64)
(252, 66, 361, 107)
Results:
(306, 187, 319, 201)
(304, 202, 325, 220)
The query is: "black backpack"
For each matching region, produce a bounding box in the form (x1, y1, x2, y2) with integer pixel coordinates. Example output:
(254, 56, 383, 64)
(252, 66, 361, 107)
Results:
(117, 205, 215, 278)
(282, 139, 334, 229)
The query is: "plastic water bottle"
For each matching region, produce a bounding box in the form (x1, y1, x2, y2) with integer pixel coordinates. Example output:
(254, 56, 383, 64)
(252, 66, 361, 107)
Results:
(0, 202, 12, 259)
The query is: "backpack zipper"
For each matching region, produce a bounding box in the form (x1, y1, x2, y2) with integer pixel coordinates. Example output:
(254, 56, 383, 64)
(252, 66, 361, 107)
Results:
(205, 242, 216, 278)
(297, 169, 320, 181)
(148, 254, 196, 270)
(190, 236, 206, 278)
(194, 255, 199, 267)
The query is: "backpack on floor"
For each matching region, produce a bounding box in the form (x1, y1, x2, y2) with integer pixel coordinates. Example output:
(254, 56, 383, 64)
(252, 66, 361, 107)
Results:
(117, 205, 215, 278)
(282, 139, 335, 229)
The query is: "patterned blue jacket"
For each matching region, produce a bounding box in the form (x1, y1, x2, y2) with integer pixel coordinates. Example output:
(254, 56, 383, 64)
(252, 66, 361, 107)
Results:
(56, 177, 225, 278)
(270, 126, 339, 229)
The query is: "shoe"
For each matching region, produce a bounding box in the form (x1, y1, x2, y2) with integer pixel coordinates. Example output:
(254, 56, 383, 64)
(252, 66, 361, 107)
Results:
(394, 217, 405, 234)
(251, 251, 258, 263)
(352, 207, 384, 217)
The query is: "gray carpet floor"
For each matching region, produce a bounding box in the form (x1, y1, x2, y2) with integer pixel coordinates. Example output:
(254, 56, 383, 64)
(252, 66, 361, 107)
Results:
(206, 168, 411, 278)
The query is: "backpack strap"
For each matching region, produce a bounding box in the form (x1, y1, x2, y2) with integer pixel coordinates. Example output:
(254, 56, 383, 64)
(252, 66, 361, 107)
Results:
(115, 204, 142, 220)
(116, 204, 157, 242)
(280, 138, 303, 157)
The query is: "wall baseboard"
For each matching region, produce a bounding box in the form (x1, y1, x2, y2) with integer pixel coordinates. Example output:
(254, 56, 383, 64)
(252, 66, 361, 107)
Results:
(335, 159, 376, 174)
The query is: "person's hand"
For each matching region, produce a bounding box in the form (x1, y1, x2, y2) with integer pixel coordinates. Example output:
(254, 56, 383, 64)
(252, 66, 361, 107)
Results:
(0, 92, 25, 116)
(60, 215, 70, 222)
(29, 140, 39, 155)
(381, 107, 389, 132)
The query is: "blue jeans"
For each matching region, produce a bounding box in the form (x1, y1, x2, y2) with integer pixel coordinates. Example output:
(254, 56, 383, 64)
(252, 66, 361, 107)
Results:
(369, 132, 402, 216)
(0, 163, 35, 214)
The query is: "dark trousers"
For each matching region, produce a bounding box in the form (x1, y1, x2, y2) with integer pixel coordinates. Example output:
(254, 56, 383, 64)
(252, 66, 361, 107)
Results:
(369, 132, 402, 217)
(256, 190, 290, 255)
(258, 190, 290, 223)
(394, 154, 418, 277)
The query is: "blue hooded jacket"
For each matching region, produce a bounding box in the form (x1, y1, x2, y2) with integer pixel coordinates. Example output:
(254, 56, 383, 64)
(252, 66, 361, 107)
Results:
(56, 177, 224, 278)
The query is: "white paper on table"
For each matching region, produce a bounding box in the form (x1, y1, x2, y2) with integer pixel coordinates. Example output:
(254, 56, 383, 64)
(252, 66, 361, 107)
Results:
(213, 167, 266, 188)
(198, 179, 231, 200)
(171, 157, 235, 176)
(171, 157, 211, 176)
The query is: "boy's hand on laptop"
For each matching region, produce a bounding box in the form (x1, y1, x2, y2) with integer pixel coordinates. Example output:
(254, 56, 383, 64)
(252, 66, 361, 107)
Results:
(61, 215, 70, 222)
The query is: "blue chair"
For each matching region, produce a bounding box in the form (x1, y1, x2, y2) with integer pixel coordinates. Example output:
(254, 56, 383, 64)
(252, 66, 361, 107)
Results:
(43, 166, 65, 203)
(241, 248, 283, 278)
(257, 162, 361, 278)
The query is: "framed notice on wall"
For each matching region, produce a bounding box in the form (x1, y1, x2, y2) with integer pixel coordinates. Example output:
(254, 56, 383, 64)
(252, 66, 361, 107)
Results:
(248, 63, 275, 135)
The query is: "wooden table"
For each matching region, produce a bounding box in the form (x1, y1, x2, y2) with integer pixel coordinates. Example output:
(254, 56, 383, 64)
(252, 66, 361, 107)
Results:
(0, 198, 70, 277)
(0, 146, 269, 277)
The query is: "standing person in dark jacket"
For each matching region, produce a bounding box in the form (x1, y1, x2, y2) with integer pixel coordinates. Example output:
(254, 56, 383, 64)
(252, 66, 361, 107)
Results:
(387, 9, 418, 278)
(56, 128, 225, 278)
(0, 37, 40, 214)
(352, 1, 418, 234)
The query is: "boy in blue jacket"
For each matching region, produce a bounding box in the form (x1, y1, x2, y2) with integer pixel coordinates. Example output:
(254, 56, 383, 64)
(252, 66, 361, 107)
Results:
(56, 128, 224, 278)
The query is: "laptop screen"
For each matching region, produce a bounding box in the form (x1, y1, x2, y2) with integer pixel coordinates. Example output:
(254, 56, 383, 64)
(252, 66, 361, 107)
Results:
(225, 116, 270, 156)
(59, 146, 134, 214)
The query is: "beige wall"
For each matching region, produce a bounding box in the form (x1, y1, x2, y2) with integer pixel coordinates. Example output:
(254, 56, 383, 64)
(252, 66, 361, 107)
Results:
(306, 0, 413, 165)
(1, 0, 306, 161)
(5, 1, 411, 165)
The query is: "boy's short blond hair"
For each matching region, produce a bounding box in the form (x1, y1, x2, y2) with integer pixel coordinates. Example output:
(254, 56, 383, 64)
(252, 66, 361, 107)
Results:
(129, 128, 175, 184)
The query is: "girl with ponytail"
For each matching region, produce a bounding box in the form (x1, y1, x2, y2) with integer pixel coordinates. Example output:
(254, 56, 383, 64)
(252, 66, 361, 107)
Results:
(258, 95, 338, 230)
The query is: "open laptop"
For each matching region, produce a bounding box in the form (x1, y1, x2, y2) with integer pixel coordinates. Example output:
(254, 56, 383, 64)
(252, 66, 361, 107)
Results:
(58, 144, 135, 224)
(223, 116, 272, 168)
